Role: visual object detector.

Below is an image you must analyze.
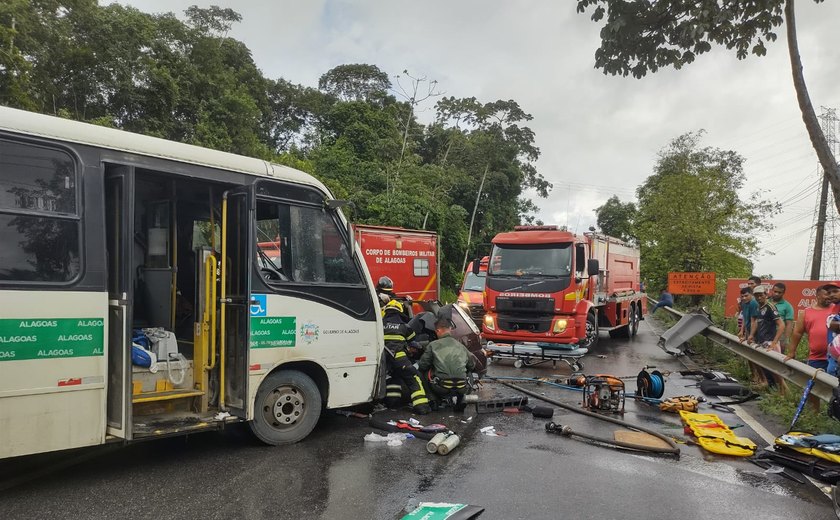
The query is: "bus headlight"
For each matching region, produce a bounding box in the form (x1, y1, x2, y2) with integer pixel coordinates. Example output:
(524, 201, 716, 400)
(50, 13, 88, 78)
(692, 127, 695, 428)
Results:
(553, 319, 568, 334)
(483, 314, 496, 331)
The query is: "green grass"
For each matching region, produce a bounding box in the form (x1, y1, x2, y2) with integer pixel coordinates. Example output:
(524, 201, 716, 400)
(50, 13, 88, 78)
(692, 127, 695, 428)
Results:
(439, 286, 458, 304)
(651, 311, 840, 435)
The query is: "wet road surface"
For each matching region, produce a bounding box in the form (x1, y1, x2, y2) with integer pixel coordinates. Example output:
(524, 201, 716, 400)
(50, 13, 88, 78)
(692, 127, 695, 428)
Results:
(1, 319, 835, 519)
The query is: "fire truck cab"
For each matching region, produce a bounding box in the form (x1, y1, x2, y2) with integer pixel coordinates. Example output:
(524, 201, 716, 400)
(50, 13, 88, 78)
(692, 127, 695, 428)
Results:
(479, 226, 644, 349)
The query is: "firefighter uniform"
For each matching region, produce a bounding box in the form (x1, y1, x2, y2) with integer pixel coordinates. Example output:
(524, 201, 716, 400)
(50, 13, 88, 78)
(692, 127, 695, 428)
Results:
(382, 300, 430, 415)
(417, 333, 475, 410)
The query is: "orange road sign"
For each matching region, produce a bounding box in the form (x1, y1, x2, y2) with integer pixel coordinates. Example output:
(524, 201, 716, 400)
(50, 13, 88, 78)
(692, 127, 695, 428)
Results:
(668, 272, 716, 295)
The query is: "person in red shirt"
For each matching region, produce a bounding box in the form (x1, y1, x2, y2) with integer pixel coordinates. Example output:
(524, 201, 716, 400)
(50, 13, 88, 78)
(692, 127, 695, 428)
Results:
(788, 284, 836, 410)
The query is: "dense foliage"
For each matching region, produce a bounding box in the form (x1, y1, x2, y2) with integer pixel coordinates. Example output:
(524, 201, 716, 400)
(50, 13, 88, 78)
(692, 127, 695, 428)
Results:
(0, 2, 550, 287)
(596, 132, 777, 292)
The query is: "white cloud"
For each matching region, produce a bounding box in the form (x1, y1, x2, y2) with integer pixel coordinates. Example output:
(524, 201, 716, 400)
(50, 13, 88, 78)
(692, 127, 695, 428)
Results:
(115, 0, 840, 279)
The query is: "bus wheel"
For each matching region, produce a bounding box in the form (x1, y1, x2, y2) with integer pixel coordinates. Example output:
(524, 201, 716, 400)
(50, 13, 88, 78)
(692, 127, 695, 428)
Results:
(579, 313, 598, 349)
(249, 370, 322, 445)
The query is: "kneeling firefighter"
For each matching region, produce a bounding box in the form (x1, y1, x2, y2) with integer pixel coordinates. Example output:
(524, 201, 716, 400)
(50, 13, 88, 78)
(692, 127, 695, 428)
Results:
(417, 317, 475, 411)
(382, 300, 431, 415)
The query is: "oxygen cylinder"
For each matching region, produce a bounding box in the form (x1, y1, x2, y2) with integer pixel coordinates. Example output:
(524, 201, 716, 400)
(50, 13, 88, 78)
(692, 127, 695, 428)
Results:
(436, 434, 460, 455)
(426, 433, 448, 454)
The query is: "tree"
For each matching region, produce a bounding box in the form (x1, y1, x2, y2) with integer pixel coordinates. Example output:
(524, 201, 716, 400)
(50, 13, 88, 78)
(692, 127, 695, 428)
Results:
(634, 132, 773, 292)
(317, 64, 391, 104)
(594, 195, 637, 242)
(576, 0, 840, 216)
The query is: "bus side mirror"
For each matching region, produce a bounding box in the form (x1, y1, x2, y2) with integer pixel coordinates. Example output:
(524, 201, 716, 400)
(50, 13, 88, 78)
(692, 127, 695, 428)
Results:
(471, 259, 481, 275)
(587, 259, 599, 277)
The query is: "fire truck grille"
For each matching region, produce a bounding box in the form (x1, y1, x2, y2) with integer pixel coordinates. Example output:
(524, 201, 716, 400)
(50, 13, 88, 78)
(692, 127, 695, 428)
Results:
(496, 297, 554, 314)
(497, 316, 552, 334)
(467, 304, 485, 326)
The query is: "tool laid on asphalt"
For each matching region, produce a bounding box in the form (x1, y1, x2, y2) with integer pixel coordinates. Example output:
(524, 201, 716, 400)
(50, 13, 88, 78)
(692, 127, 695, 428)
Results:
(427, 431, 461, 455)
(583, 374, 625, 413)
(659, 395, 699, 413)
(679, 411, 757, 457)
(489, 378, 680, 457)
(474, 395, 528, 414)
(636, 367, 666, 399)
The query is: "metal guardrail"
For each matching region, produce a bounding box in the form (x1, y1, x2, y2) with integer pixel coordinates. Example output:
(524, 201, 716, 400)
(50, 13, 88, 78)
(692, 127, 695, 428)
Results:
(649, 298, 839, 402)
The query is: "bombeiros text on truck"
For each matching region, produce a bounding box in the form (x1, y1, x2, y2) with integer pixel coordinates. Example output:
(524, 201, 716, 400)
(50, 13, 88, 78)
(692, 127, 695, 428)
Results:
(477, 225, 645, 369)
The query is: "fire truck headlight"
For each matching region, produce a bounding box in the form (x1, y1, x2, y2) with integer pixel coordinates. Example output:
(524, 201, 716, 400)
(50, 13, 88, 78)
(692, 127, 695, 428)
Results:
(553, 319, 568, 334)
(483, 314, 495, 331)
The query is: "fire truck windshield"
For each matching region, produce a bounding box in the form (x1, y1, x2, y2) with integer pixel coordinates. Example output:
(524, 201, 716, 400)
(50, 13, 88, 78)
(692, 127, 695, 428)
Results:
(488, 244, 572, 278)
(462, 271, 486, 291)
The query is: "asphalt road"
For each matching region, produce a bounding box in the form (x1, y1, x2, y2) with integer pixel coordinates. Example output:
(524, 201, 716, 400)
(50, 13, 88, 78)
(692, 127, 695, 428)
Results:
(1, 319, 835, 519)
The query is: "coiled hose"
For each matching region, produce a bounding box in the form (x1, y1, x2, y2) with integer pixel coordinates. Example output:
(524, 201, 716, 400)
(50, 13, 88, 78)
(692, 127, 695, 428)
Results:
(487, 377, 680, 457)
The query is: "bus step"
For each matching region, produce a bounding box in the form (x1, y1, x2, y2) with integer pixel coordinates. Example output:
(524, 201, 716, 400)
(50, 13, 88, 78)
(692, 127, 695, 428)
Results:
(131, 390, 204, 404)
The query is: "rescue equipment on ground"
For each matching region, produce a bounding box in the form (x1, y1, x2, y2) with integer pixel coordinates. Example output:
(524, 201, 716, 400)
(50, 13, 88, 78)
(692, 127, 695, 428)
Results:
(583, 374, 625, 413)
(530, 405, 554, 419)
(489, 378, 680, 457)
(659, 395, 699, 413)
(775, 432, 840, 464)
(679, 411, 756, 457)
(699, 379, 750, 398)
(473, 395, 528, 414)
(426, 431, 460, 455)
(636, 368, 666, 399)
(757, 441, 840, 484)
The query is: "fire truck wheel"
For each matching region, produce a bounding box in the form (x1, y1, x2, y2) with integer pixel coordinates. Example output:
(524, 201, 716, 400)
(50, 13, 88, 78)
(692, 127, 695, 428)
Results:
(580, 313, 598, 349)
(630, 304, 640, 337)
(249, 370, 322, 446)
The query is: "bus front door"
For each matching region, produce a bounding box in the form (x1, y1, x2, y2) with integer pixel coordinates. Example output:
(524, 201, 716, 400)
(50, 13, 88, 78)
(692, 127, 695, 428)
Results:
(220, 187, 252, 417)
(105, 166, 133, 439)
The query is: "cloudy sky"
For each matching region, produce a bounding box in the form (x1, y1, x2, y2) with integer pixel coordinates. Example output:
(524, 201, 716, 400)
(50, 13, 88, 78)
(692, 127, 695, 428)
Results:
(117, 0, 840, 280)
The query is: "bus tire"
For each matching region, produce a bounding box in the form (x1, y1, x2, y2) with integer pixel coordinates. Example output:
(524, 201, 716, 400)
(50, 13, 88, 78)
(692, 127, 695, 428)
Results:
(249, 370, 322, 446)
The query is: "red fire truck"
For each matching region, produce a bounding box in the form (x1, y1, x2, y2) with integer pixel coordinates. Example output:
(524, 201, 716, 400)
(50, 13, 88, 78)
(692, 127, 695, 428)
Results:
(457, 256, 488, 326)
(353, 225, 439, 301)
(479, 226, 644, 350)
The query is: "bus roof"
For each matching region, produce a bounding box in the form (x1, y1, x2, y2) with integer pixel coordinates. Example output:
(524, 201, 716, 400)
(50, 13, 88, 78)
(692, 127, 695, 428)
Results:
(0, 106, 330, 194)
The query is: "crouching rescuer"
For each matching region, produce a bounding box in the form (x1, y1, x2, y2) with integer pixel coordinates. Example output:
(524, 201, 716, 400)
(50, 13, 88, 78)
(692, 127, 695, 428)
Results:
(418, 317, 475, 412)
(382, 300, 431, 415)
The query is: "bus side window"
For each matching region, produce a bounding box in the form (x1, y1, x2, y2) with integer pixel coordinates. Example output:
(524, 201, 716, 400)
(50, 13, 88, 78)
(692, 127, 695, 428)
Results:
(255, 200, 361, 285)
(0, 139, 81, 283)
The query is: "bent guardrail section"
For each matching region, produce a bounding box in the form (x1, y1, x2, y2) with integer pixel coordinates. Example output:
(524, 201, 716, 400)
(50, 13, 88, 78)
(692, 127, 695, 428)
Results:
(649, 299, 839, 402)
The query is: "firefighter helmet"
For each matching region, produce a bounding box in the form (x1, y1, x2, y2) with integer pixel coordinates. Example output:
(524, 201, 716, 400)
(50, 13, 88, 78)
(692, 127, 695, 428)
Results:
(383, 299, 404, 314)
(377, 276, 394, 294)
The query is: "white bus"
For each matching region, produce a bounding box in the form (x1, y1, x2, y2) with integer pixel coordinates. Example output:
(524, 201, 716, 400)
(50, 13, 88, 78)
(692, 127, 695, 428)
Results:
(0, 106, 384, 459)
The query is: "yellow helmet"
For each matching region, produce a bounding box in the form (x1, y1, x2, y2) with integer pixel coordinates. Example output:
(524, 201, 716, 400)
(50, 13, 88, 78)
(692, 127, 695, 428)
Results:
(384, 299, 404, 314)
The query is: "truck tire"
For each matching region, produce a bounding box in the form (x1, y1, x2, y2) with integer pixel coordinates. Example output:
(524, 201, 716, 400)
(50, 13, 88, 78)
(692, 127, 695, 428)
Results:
(249, 370, 322, 445)
(579, 313, 598, 349)
(629, 303, 640, 337)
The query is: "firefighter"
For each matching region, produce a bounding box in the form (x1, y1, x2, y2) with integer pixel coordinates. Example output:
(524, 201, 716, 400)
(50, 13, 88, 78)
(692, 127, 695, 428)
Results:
(382, 299, 431, 415)
(417, 317, 475, 412)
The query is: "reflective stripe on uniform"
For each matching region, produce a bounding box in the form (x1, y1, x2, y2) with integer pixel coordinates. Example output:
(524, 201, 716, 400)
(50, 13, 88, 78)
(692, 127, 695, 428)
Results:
(395, 351, 407, 359)
(383, 334, 406, 341)
(412, 396, 430, 405)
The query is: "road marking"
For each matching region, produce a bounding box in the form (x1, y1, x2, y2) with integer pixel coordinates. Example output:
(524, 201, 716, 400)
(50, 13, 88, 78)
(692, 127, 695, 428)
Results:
(730, 405, 775, 445)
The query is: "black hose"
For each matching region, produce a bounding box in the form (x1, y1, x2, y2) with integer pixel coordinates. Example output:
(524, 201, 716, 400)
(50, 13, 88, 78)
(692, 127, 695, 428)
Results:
(489, 377, 680, 457)
(545, 422, 679, 455)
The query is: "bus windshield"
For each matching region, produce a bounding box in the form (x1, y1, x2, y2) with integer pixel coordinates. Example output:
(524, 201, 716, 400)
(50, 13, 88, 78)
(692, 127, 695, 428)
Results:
(462, 271, 486, 292)
(488, 243, 572, 277)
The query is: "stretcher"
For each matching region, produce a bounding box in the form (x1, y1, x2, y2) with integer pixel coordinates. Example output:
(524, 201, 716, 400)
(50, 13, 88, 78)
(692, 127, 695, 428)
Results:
(484, 340, 587, 371)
